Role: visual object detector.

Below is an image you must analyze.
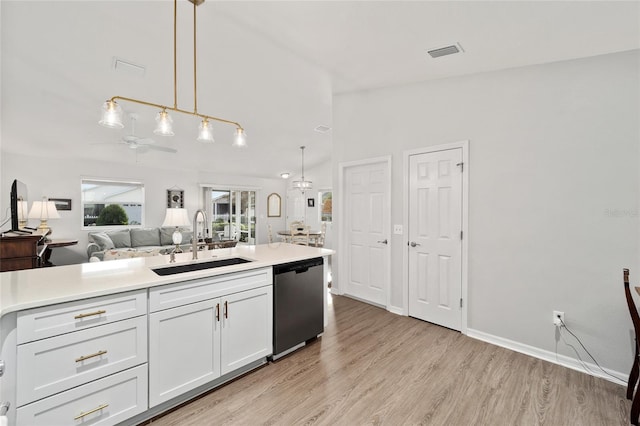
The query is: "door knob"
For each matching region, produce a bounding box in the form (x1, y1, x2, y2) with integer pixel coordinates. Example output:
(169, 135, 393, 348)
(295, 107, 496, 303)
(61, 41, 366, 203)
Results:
(377, 239, 388, 245)
(410, 241, 421, 247)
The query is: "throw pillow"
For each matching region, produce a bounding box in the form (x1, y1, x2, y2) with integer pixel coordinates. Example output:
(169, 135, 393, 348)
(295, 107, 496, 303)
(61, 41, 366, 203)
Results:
(90, 232, 115, 251)
(103, 249, 135, 260)
(133, 248, 160, 258)
(130, 228, 161, 247)
(160, 227, 177, 246)
(107, 229, 132, 248)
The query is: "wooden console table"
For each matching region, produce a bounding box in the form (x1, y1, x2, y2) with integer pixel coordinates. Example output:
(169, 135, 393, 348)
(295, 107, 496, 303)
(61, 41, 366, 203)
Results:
(0, 234, 46, 272)
(42, 239, 78, 267)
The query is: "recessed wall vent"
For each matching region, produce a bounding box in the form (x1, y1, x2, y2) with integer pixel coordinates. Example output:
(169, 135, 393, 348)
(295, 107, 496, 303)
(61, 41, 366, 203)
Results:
(112, 57, 146, 77)
(314, 125, 331, 133)
(427, 43, 464, 59)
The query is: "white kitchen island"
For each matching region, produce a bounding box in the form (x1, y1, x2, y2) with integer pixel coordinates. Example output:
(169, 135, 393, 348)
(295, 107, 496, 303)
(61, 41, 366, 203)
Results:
(0, 243, 333, 426)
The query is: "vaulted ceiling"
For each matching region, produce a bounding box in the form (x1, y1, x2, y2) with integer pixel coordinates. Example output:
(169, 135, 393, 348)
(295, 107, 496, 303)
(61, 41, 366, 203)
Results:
(1, 1, 638, 178)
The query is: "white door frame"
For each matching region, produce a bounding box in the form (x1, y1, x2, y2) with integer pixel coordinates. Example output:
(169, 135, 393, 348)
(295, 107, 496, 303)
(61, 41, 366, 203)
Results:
(337, 156, 392, 310)
(402, 141, 469, 334)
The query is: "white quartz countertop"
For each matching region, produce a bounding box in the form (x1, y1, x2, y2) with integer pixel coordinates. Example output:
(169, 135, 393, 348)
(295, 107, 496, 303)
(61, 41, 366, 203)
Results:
(0, 243, 334, 317)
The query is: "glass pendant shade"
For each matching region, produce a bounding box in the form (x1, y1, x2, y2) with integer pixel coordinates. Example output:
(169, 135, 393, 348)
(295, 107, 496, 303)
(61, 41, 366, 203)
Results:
(232, 128, 247, 148)
(154, 110, 175, 136)
(197, 119, 214, 142)
(292, 146, 312, 191)
(99, 100, 124, 128)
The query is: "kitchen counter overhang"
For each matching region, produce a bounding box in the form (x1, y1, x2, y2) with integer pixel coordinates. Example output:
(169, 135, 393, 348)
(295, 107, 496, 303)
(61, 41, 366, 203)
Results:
(0, 243, 334, 317)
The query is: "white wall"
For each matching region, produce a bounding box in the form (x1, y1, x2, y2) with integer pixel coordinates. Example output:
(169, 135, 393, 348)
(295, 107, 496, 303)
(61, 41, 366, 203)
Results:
(333, 50, 640, 374)
(1, 152, 289, 265)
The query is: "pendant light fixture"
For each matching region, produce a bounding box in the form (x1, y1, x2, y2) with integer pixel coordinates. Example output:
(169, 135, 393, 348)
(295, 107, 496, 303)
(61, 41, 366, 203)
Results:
(99, 0, 246, 146)
(292, 146, 312, 192)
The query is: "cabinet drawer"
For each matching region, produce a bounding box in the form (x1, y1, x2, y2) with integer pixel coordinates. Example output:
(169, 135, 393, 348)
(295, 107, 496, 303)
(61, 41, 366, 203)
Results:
(149, 267, 272, 312)
(17, 316, 147, 406)
(17, 289, 146, 343)
(16, 364, 148, 426)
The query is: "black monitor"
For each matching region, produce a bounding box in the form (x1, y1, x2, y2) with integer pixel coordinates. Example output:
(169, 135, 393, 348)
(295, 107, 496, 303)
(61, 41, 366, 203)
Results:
(10, 179, 30, 233)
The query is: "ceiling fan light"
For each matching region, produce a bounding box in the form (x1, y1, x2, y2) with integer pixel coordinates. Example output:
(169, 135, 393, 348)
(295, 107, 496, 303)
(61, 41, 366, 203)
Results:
(154, 110, 174, 136)
(232, 128, 247, 148)
(197, 118, 215, 143)
(98, 100, 124, 128)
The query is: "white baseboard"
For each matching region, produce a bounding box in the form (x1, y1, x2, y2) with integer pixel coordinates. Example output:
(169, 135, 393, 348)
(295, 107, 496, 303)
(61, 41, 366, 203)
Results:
(387, 305, 404, 315)
(467, 328, 628, 386)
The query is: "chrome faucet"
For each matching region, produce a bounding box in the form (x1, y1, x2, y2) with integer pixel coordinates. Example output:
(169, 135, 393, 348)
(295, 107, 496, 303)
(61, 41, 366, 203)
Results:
(192, 209, 209, 260)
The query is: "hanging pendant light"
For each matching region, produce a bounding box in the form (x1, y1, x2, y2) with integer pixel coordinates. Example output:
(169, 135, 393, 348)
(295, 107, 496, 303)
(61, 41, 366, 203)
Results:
(197, 118, 214, 142)
(98, 0, 245, 147)
(154, 109, 175, 136)
(292, 146, 312, 192)
(99, 100, 124, 128)
(232, 128, 247, 148)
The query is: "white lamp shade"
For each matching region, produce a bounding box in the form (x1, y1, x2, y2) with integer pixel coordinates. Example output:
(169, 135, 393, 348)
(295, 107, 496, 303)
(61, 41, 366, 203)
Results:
(162, 208, 191, 227)
(28, 201, 60, 220)
(17, 201, 29, 220)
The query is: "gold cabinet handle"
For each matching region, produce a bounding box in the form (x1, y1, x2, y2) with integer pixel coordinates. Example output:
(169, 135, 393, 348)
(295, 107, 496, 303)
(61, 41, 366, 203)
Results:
(74, 403, 109, 420)
(224, 300, 228, 319)
(74, 309, 106, 319)
(75, 350, 107, 363)
(216, 303, 220, 321)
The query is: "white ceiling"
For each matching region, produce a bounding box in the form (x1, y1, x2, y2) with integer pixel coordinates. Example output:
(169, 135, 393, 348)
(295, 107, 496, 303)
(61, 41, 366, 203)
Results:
(2, 1, 638, 179)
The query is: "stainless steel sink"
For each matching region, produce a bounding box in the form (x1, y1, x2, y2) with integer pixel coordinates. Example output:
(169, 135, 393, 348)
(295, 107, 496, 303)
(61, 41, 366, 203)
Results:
(152, 257, 252, 276)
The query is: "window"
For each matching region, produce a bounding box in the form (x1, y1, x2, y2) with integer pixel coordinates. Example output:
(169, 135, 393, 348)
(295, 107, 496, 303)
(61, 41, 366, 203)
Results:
(81, 179, 144, 228)
(319, 190, 332, 222)
(209, 188, 256, 243)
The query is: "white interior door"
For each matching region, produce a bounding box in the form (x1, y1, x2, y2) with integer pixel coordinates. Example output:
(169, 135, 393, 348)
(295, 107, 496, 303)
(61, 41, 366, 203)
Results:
(286, 189, 305, 226)
(408, 148, 463, 330)
(343, 160, 390, 306)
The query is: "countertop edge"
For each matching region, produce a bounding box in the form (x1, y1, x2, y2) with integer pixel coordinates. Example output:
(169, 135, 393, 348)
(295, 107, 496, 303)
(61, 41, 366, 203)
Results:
(0, 243, 334, 317)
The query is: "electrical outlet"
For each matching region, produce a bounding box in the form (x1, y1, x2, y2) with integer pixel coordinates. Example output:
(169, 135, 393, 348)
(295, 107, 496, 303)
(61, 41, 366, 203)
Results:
(393, 225, 403, 235)
(553, 311, 565, 327)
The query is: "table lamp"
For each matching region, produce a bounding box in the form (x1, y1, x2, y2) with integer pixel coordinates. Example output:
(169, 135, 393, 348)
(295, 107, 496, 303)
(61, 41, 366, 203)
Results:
(17, 200, 29, 228)
(28, 197, 60, 236)
(162, 208, 191, 254)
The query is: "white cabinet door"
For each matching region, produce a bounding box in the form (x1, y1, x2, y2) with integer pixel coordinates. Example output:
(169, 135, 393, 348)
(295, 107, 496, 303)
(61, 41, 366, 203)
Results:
(149, 299, 221, 407)
(221, 286, 273, 376)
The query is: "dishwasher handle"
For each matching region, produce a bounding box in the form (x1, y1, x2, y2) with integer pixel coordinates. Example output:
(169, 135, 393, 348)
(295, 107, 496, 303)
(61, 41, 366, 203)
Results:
(274, 257, 323, 275)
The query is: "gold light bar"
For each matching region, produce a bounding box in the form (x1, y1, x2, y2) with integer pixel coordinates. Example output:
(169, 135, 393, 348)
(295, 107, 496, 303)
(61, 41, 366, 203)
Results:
(100, 0, 246, 145)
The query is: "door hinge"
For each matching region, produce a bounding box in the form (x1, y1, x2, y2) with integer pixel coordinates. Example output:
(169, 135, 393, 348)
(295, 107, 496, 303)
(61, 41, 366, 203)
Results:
(456, 162, 464, 172)
(460, 230, 463, 240)
(460, 298, 463, 308)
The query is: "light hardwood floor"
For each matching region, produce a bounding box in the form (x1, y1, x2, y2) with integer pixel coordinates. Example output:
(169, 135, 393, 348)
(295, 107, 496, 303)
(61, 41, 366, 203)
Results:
(146, 293, 629, 425)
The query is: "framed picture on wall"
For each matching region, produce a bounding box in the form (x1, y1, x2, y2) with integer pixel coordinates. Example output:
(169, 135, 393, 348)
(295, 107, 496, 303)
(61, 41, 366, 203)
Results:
(267, 193, 281, 217)
(307, 198, 315, 207)
(49, 198, 72, 211)
(167, 189, 184, 208)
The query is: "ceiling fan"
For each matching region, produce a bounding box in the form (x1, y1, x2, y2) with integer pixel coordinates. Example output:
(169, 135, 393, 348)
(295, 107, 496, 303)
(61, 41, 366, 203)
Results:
(95, 113, 177, 154)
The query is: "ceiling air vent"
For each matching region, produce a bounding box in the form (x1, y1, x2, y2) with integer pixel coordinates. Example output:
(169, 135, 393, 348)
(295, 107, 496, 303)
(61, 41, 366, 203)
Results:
(112, 57, 146, 77)
(427, 43, 464, 59)
(314, 125, 331, 134)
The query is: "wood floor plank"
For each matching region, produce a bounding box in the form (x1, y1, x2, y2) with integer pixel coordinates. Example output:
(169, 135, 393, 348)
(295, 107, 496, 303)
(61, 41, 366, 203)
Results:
(146, 294, 630, 426)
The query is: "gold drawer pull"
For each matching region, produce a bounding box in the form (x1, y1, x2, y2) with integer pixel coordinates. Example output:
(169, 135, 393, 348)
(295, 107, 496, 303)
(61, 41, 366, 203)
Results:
(74, 309, 106, 319)
(75, 350, 107, 363)
(74, 403, 109, 420)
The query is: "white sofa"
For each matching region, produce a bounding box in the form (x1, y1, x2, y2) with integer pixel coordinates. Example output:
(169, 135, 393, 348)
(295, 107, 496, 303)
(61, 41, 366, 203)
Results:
(86, 227, 193, 261)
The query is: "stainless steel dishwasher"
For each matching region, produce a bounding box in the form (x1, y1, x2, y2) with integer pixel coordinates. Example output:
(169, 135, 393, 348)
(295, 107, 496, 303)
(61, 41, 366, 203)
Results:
(272, 257, 324, 359)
